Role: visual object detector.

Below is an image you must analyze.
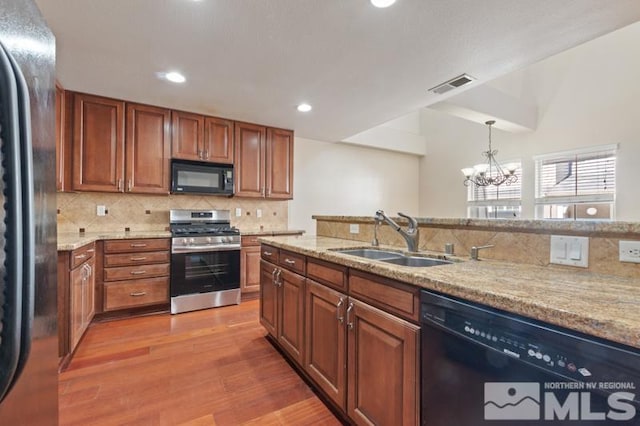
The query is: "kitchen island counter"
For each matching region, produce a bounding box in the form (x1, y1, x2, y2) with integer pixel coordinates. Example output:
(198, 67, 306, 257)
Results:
(258, 235, 640, 349)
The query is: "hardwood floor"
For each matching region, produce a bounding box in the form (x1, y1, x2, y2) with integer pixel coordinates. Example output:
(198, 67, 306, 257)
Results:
(59, 300, 342, 425)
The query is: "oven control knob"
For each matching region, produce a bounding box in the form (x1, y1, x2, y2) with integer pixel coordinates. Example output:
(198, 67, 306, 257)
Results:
(188, 238, 195, 245)
(181, 238, 188, 245)
(206, 237, 213, 243)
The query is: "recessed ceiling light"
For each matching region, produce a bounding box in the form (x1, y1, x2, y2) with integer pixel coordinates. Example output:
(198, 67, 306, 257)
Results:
(164, 71, 186, 83)
(370, 0, 396, 8)
(297, 103, 312, 112)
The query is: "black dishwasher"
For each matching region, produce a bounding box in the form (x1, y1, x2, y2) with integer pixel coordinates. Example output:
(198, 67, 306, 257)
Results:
(420, 290, 640, 425)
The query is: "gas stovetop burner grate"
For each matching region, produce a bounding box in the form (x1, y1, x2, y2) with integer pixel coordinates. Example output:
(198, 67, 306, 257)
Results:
(170, 224, 240, 237)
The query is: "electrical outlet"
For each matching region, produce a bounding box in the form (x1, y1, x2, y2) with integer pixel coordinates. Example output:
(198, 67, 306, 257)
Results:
(619, 241, 640, 263)
(256, 209, 262, 218)
(349, 224, 359, 234)
(235, 208, 242, 217)
(96, 205, 106, 216)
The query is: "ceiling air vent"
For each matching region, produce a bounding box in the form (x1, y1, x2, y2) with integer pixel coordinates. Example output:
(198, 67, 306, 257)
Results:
(429, 74, 475, 95)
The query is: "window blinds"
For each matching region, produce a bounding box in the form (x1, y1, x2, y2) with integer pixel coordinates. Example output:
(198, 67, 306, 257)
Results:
(534, 145, 616, 204)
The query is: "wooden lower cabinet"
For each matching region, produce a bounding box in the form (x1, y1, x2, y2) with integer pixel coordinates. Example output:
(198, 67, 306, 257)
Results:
(58, 242, 96, 360)
(259, 258, 305, 365)
(260, 245, 420, 426)
(277, 268, 305, 365)
(305, 279, 347, 410)
(102, 238, 170, 312)
(259, 260, 278, 336)
(240, 236, 261, 294)
(347, 298, 420, 426)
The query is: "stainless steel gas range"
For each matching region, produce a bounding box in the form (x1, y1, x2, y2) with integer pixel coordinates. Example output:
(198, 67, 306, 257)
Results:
(169, 209, 241, 314)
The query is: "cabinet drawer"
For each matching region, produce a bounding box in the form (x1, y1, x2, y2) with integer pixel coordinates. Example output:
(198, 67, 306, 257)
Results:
(306, 258, 347, 292)
(104, 238, 170, 253)
(348, 270, 420, 323)
(279, 249, 305, 275)
(104, 277, 169, 311)
(104, 251, 170, 267)
(70, 242, 95, 269)
(103, 263, 170, 282)
(242, 235, 261, 246)
(261, 245, 279, 263)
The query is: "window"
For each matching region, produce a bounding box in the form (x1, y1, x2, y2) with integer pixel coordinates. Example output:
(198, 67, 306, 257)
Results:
(534, 145, 616, 220)
(467, 162, 522, 219)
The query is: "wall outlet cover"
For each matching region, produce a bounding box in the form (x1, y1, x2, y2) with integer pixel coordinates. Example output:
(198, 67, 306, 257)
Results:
(256, 209, 262, 218)
(96, 205, 106, 216)
(619, 240, 640, 263)
(349, 224, 359, 234)
(235, 208, 242, 217)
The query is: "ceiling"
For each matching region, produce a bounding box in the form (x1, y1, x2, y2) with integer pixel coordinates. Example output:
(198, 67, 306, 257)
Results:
(35, 0, 640, 142)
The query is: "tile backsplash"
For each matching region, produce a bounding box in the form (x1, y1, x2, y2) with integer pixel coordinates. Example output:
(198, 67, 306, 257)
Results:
(57, 192, 288, 233)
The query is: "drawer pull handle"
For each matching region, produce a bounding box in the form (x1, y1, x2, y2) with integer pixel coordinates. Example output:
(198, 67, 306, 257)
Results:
(86, 249, 95, 253)
(284, 259, 296, 265)
(263, 251, 273, 256)
(74, 254, 86, 260)
(130, 270, 147, 275)
(336, 298, 344, 323)
(130, 243, 147, 248)
(130, 291, 147, 297)
(346, 302, 354, 330)
(130, 256, 147, 261)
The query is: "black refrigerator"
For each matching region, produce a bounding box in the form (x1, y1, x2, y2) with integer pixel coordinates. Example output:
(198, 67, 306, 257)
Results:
(0, 0, 58, 424)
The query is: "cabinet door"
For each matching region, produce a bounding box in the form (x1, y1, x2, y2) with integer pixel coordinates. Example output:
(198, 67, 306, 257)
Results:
(72, 93, 125, 192)
(204, 116, 234, 164)
(278, 268, 305, 365)
(69, 264, 86, 351)
(240, 246, 261, 293)
(259, 260, 278, 336)
(83, 257, 96, 331)
(125, 103, 171, 194)
(266, 127, 294, 199)
(347, 298, 420, 426)
(234, 122, 266, 197)
(171, 110, 204, 161)
(305, 279, 347, 410)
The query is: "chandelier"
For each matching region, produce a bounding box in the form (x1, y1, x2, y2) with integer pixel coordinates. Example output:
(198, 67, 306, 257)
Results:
(461, 120, 518, 187)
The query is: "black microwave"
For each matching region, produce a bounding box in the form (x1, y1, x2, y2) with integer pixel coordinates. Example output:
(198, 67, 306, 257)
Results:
(171, 160, 234, 195)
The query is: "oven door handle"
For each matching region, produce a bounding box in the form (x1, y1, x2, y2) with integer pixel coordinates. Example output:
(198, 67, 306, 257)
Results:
(171, 245, 241, 253)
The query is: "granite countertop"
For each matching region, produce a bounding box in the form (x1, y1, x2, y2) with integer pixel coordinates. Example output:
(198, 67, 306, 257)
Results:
(58, 231, 172, 251)
(258, 235, 640, 350)
(241, 229, 305, 236)
(57, 229, 304, 250)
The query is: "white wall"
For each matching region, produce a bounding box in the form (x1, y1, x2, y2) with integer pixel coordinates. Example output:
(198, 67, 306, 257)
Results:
(419, 22, 640, 221)
(289, 137, 420, 234)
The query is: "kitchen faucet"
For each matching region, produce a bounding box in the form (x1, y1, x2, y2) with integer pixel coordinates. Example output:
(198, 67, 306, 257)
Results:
(374, 210, 420, 252)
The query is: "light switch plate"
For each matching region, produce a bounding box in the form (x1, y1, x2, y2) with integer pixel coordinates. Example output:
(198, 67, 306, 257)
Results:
(619, 240, 640, 263)
(349, 224, 359, 234)
(550, 235, 588, 268)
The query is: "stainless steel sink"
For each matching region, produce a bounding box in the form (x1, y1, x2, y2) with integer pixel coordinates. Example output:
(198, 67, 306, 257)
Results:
(332, 248, 453, 267)
(333, 248, 401, 260)
(380, 256, 452, 267)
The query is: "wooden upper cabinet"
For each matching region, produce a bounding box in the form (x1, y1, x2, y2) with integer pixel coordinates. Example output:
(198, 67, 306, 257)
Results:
(234, 123, 294, 199)
(125, 103, 171, 194)
(204, 116, 234, 164)
(72, 93, 125, 192)
(234, 121, 266, 197)
(266, 127, 294, 199)
(171, 110, 204, 161)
